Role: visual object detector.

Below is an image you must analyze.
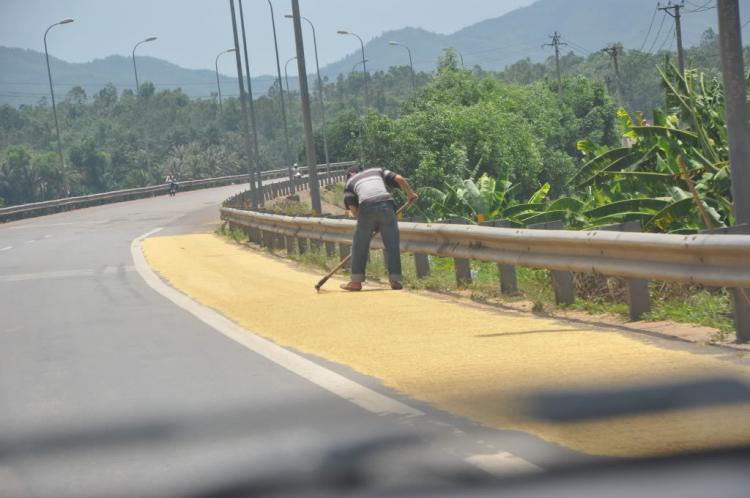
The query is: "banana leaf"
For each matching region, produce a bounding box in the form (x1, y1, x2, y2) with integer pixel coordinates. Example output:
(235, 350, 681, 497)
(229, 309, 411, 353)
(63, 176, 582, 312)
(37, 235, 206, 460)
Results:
(643, 197, 696, 232)
(527, 183, 551, 204)
(501, 203, 544, 218)
(575, 147, 661, 189)
(629, 126, 701, 148)
(547, 197, 586, 213)
(584, 198, 671, 218)
(521, 210, 571, 226)
(568, 147, 633, 185)
(456, 179, 483, 217)
(586, 212, 654, 228)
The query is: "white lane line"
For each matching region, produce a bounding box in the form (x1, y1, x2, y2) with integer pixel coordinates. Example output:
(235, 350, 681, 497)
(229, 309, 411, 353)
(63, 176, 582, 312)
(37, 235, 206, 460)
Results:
(24, 240, 35, 244)
(0, 266, 136, 283)
(465, 452, 542, 477)
(132, 228, 422, 418)
(44, 235, 53, 238)
(0, 246, 11, 252)
(131, 229, 541, 477)
(7, 221, 108, 230)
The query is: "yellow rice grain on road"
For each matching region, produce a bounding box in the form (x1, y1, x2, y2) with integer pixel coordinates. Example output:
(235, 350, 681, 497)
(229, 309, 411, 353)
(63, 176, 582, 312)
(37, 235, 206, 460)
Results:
(143, 233, 750, 457)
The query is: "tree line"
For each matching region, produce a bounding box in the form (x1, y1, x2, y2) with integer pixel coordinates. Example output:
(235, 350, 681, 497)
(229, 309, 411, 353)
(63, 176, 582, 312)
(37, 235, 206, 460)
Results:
(0, 28, 740, 208)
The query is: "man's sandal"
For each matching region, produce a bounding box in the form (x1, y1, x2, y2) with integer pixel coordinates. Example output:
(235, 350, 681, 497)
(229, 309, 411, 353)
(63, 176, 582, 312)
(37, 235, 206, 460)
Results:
(340, 283, 362, 291)
(390, 282, 403, 290)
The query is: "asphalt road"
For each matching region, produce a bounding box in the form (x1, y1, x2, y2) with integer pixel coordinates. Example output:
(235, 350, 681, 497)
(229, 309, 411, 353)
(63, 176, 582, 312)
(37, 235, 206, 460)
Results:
(0, 185, 593, 498)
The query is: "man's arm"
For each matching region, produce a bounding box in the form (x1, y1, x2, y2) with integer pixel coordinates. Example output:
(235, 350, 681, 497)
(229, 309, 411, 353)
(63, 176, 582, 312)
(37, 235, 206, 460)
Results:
(349, 205, 359, 217)
(394, 175, 419, 204)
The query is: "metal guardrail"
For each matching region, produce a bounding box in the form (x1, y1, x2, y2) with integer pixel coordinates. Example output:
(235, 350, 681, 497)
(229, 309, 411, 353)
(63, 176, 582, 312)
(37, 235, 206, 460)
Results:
(220, 209, 750, 289)
(0, 162, 352, 222)
(223, 162, 354, 207)
(220, 200, 750, 339)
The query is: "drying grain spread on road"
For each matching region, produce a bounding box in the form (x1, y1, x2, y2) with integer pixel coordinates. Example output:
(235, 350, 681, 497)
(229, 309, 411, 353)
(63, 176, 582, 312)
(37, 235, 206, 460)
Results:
(143, 233, 750, 458)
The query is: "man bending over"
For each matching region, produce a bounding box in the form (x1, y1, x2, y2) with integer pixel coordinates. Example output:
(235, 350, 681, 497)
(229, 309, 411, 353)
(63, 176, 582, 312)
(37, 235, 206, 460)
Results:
(341, 165, 418, 291)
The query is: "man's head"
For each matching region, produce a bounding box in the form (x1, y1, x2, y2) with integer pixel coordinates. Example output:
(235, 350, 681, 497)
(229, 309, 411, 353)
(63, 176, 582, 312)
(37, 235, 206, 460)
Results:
(347, 164, 364, 178)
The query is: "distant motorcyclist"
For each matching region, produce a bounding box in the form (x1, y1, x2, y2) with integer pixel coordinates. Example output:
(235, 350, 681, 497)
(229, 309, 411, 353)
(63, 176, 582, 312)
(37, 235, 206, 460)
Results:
(166, 173, 178, 196)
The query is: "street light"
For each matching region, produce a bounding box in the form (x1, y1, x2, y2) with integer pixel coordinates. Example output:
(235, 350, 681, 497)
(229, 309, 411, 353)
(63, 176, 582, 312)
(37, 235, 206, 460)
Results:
(350, 60, 368, 163)
(132, 36, 157, 186)
(214, 48, 236, 112)
(44, 18, 74, 175)
(388, 41, 415, 90)
(337, 30, 368, 108)
(238, 0, 263, 195)
(285, 14, 331, 177)
(132, 36, 157, 95)
(266, 0, 295, 193)
(442, 47, 464, 68)
(284, 56, 297, 120)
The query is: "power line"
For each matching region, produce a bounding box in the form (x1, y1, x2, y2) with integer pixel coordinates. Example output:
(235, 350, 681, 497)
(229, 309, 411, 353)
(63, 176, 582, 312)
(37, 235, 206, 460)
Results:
(473, 46, 545, 65)
(647, 11, 670, 54)
(656, 20, 677, 53)
(560, 36, 593, 55)
(461, 37, 548, 57)
(683, 0, 716, 13)
(638, 5, 660, 52)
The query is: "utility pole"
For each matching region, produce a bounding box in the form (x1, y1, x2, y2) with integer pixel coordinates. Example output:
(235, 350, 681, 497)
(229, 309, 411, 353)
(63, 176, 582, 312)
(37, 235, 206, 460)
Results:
(601, 43, 624, 108)
(659, 1, 685, 76)
(543, 31, 566, 105)
(239, 0, 263, 195)
(717, 0, 750, 340)
(291, 0, 322, 215)
(229, 0, 258, 208)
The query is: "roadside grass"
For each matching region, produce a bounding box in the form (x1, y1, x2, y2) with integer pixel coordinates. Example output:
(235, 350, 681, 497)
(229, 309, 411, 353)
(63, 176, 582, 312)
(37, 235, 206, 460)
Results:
(322, 183, 345, 207)
(270, 199, 312, 215)
(216, 227, 736, 339)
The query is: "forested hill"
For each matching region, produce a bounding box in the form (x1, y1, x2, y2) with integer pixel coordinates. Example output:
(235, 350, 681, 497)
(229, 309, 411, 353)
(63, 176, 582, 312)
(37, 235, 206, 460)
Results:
(316, 0, 750, 77)
(0, 46, 281, 107)
(2, 0, 748, 106)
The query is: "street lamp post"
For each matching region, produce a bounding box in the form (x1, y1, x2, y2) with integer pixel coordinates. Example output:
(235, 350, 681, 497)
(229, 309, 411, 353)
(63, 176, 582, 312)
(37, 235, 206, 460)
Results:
(285, 14, 331, 177)
(44, 18, 74, 175)
(337, 30, 368, 108)
(284, 56, 297, 121)
(442, 47, 464, 68)
(351, 60, 368, 163)
(266, 0, 295, 193)
(238, 0, 263, 194)
(388, 41, 415, 90)
(214, 48, 235, 113)
(133, 36, 157, 185)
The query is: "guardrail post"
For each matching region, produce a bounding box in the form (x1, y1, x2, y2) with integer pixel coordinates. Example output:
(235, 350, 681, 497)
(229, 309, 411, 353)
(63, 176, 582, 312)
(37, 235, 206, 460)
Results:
(437, 217, 472, 286)
(701, 223, 750, 342)
(401, 216, 430, 278)
(285, 234, 296, 254)
(480, 220, 518, 294)
(528, 220, 575, 305)
(339, 243, 350, 261)
(595, 221, 651, 321)
(319, 214, 337, 257)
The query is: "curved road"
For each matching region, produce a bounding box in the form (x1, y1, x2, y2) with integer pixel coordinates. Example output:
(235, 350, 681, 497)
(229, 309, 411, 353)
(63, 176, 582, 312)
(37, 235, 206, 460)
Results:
(0, 185, 588, 498)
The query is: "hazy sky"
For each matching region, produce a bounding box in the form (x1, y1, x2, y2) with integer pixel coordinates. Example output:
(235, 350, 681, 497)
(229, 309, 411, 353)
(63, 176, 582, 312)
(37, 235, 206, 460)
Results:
(0, 0, 536, 77)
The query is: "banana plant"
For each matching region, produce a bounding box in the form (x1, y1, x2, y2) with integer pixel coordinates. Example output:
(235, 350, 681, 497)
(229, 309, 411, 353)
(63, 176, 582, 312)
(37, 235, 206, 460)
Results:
(566, 63, 732, 233)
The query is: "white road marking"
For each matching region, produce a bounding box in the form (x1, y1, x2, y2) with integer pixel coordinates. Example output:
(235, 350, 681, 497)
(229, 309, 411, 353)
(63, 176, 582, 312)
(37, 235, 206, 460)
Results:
(465, 452, 542, 476)
(0, 266, 136, 283)
(6, 221, 108, 230)
(131, 228, 541, 477)
(24, 240, 35, 244)
(44, 235, 54, 238)
(0, 246, 11, 252)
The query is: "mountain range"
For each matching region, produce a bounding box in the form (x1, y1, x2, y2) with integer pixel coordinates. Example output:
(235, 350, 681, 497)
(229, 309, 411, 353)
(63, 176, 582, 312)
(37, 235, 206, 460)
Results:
(1, 0, 745, 107)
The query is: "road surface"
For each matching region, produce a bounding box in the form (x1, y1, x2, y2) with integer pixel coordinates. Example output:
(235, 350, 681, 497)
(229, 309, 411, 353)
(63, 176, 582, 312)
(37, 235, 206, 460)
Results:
(0, 185, 592, 498)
